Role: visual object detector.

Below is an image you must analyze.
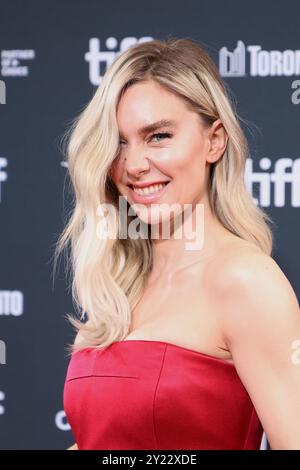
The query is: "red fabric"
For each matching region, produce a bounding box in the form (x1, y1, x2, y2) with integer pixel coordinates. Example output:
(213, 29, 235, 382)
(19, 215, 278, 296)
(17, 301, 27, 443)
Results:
(63, 340, 264, 450)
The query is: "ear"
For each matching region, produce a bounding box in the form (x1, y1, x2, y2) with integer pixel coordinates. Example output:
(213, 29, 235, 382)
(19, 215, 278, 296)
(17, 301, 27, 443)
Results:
(206, 118, 228, 163)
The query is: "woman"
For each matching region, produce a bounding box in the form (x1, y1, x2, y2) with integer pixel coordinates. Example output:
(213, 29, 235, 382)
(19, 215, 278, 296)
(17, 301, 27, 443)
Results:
(54, 37, 300, 450)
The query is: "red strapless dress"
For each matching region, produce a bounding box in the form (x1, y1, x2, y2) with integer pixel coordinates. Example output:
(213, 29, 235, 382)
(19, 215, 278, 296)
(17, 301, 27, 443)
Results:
(63, 339, 264, 450)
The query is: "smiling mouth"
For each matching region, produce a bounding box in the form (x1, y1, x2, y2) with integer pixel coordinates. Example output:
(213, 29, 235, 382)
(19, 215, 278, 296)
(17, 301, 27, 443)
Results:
(128, 182, 170, 196)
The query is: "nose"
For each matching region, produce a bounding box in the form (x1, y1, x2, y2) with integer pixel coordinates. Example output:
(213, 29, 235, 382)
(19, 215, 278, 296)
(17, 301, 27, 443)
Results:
(124, 148, 150, 178)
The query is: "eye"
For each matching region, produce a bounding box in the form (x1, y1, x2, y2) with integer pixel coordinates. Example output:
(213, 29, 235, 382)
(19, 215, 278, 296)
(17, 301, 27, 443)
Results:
(149, 132, 172, 143)
(118, 132, 172, 146)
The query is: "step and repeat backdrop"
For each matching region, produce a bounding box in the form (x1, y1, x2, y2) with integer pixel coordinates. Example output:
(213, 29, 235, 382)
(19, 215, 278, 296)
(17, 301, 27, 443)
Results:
(0, 0, 299, 450)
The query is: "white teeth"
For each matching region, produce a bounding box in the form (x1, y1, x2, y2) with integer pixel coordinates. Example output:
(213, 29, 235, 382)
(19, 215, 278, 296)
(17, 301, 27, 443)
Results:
(133, 182, 167, 196)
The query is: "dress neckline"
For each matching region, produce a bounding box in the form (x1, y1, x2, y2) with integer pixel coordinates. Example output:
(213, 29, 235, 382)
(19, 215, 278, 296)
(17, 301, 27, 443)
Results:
(109, 339, 235, 367)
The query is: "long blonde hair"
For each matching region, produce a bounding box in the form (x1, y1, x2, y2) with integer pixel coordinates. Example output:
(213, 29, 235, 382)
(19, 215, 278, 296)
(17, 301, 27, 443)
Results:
(52, 37, 274, 353)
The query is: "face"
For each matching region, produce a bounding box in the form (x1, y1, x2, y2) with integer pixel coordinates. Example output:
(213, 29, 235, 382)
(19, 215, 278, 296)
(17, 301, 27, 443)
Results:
(110, 79, 227, 227)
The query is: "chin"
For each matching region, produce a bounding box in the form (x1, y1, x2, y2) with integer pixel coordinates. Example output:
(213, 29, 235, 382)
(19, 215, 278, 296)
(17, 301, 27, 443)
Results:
(135, 204, 181, 231)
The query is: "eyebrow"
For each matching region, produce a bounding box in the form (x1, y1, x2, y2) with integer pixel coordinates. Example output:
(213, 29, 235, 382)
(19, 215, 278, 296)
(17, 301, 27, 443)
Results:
(119, 119, 178, 139)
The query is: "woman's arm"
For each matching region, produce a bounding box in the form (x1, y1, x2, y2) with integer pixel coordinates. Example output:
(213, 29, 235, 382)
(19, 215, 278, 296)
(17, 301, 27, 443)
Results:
(218, 250, 300, 450)
(67, 443, 78, 450)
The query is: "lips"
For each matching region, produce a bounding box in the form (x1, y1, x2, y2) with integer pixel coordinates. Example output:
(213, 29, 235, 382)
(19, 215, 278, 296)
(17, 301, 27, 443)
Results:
(127, 181, 170, 204)
(128, 180, 170, 189)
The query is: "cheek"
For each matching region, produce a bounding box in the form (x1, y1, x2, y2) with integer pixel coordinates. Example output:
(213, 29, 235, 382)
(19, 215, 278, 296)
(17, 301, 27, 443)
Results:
(166, 145, 205, 176)
(153, 146, 191, 176)
(168, 147, 207, 198)
(109, 158, 123, 183)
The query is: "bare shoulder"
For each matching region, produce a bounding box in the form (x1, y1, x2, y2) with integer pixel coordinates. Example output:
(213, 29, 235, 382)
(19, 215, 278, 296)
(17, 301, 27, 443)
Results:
(210, 237, 288, 293)
(209, 237, 300, 343)
(206, 240, 300, 450)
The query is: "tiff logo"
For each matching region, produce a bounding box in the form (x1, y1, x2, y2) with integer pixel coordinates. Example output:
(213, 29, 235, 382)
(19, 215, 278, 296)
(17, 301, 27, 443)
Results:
(0, 340, 6, 365)
(0, 79, 6, 104)
(85, 36, 153, 86)
(245, 157, 300, 207)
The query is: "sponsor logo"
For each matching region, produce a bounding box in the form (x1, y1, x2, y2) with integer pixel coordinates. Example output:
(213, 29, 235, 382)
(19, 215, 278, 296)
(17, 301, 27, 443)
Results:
(1, 49, 35, 77)
(220, 40, 300, 77)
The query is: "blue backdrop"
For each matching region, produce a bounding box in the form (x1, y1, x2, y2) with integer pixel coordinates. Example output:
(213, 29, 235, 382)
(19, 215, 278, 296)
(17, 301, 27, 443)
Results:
(0, 0, 299, 450)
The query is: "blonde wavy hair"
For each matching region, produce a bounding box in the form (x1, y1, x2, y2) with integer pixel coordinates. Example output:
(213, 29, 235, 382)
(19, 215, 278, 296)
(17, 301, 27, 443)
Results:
(52, 37, 274, 353)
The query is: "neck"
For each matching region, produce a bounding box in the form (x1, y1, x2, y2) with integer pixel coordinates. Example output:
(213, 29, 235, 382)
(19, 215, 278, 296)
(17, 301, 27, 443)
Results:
(149, 193, 230, 278)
